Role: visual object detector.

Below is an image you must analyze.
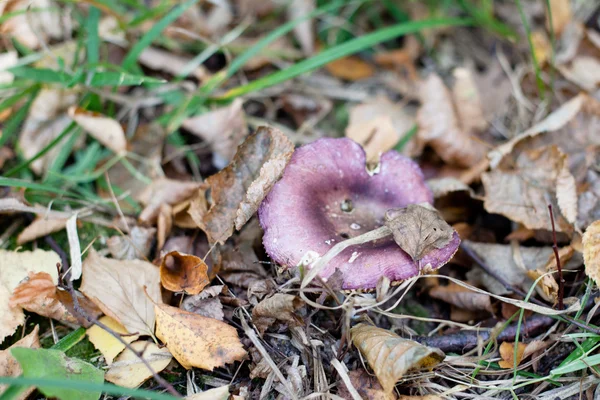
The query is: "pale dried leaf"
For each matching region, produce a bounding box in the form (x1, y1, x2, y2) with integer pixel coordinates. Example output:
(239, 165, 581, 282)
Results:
(252, 294, 304, 334)
(337, 369, 396, 400)
(17, 216, 68, 244)
(417, 74, 486, 167)
(288, 0, 315, 55)
(384, 204, 454, 262)
(556, 162, 578, 224)
(583, 221, 600, 287)
(557, 56, 600, 91)
(66, 214, 82, 281)
(182, 99, 248, 169)
(429, 283, 492, 312)
(0, 326, 39, 400)
(452, 68, 487, 133)
(182, 296, 224, 321)
(105, 340, 172, 388)
(155, 304, 246, 370)
(10, 272, 76, 324)
(0, 51, 17, 85)
(0, 249, 60, 342)
(482, 145, 574, 232)
(139, 47, 208, 80)
(68, 106, 126, 154)
(186, 385, 230, 400)
(197, 126, 294, 244)
(106, 226, 156, 260)
(159, 251, 210, 295)
(80, 249, 162, 336)
(351, 324, 444, 394)
(137, 178, 201, 224)
(86, 316, 139, 365)
(547, 0, 572, 35)
(1, 0, 62, 49)
(426, 178, 473, 198)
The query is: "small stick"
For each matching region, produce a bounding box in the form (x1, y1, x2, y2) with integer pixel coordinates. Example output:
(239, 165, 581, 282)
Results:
(548, 205, 565, 310)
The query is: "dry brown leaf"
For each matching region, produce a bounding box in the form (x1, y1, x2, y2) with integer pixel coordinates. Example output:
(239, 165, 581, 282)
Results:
(384, 204, 454, 262)
(325, 56, 375, 81)
(17, 216, 68, 244)
(106, 226, 156, 260)
(182, 296, 224, 321)
(482, 145, 575, 233)
(417, 73, 487, 168)
(351, 324, 445, 394)
(1, 0, 63, 49)
(429, 282, 492, 312)
(252, 294, 304, 334)
(194, 126, 294, 244)
(159, 251, 210, 295)
(0, 249, 60, 342)
(337, 369, 396, 400)
(68, 106, 127, 154)
(452, 68, 487, 133)
(105, 340, 172, 388)
(0, 326, 40, 400)
(498, 342, 527, 368)
(345, 97, 413, 162)
(55, 288, 103, 329)
(10, 272, 76, 324)
(557, 56, 600, 91)
(154, 303, 246, 370)
(137, 178, 201, 224)
(87, 316, 138, 365)
(182, 99, 248, 169)
(583, 220, 600, 287)
(80, 249, 162, 336)
(157, 204, 172, 251)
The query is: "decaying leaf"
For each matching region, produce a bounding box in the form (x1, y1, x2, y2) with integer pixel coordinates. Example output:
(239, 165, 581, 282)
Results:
(105, 340, 172, 388)
(159, 251, 210, 295)
(337, 369, 396, 400)
(10, 272, 76, 324)
(137, 178, 201, 224)
(183, 296, 224, 321)
(17, 215, 68, 245)
(0, 326, 40, 400)
(0, 0, 63, 49)
(583, 221, 600, 287)
(138, 46, 208, 80)
(186, 385, 230, 400)
(345, 97, 414, 162)
(68, 106, 127, 154)
(417, 73, 487, 168)
(80, 249, 162, 336)
(384, 204, 454, 262)
(288, 0, 315, 55)
(482, 145, 575, 233)
(351, 324, 445, 394)
(557, 56, 600, 91)
(325, 55, 375, 81)
(252, 294, 304, 334)
(182, 99, 248, 169)
(429, 283, 492, 312)
(106, 226, 156, 260)
(154, 304, 246, 370)
(451, 68, 487, 134)
(86, 316, 139, 365)
(498, 342, 527, 369)
(0, 249, 60, 342)
(194, 126, 294, 244)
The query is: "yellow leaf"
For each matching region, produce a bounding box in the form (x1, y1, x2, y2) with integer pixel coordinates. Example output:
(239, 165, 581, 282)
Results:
(86, 316, 138, 365)
(498, 342, 527, 368)
(186, 385, 230, 400)
(105, 340, 172, 388)
(155, 304, 246, 370)
(583, 221, 600, 286)
(351, 324, 444, 394)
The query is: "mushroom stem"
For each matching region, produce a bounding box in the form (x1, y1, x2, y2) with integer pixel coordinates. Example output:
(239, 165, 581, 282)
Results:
(301, 226, 392, 289)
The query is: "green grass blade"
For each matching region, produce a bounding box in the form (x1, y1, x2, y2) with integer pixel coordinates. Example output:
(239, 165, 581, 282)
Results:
(515, 0, 545, 100)
(50, 328, 86, 352)
(84, 70, 165, 86)
(0, 377, 179, 400)
(8, 67, 71, 84)
(85, 6, 101, 64)
(121, 0, 198, 71)
(0, 87, 39, 148)
(0, 178, 69, 196)
(218, 17, 471, 101)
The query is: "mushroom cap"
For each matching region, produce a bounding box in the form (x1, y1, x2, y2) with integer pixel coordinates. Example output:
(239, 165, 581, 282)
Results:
(258, 138, 460, 290)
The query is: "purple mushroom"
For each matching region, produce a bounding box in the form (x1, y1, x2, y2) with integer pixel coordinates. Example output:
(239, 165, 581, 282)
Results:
(258, 138, 460, 290)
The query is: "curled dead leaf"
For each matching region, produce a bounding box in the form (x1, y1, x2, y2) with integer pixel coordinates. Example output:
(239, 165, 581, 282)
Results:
(252, 293, 304, 334)
(384, 204, 455, 262)
(194, 126, 294, 244)
(159, 251, 210, 295)
(351, 324, 445, 394)
(154, 303, 246, 370)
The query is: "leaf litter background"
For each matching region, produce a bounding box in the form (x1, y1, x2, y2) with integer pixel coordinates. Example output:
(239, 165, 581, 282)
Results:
(1, 1, 600, 399)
